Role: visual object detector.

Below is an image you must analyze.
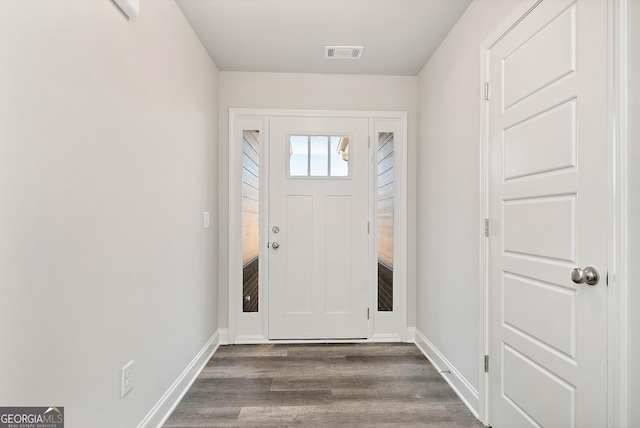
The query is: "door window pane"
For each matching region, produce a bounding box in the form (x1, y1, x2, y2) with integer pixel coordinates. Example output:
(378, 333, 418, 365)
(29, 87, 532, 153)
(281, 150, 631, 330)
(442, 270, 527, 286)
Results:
(330, 137, 349, 177)
(310, 136, 329, 176)
(289, 135, 309, 176)
(289, 135, 350, 178)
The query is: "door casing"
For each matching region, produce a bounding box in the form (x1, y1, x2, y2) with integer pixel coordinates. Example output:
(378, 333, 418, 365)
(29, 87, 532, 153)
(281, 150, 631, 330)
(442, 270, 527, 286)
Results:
(228, 109, 408, 344)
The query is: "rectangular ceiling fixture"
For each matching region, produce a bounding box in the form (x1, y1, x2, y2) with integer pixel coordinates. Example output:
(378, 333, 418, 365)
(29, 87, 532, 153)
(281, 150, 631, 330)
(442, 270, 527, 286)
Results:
(324, 46, 364, 60)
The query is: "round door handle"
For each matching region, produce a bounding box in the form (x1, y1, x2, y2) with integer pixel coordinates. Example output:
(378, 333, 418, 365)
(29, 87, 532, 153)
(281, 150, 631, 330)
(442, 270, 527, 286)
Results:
(571, 266, 599, 286)
(271, 242, 279, 249)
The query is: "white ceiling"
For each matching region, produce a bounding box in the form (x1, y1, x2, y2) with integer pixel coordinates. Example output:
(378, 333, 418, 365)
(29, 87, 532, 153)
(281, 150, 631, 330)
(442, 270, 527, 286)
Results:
(175, 0, 472, 76)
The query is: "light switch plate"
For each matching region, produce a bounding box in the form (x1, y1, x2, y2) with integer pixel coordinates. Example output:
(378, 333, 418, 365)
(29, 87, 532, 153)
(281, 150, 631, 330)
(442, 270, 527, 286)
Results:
(203, 212, 210, 229)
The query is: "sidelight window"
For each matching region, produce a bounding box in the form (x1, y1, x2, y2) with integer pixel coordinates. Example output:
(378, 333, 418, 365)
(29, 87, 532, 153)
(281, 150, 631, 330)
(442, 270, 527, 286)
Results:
(377, 132, 394, 311)
(242, 130, 260, 312)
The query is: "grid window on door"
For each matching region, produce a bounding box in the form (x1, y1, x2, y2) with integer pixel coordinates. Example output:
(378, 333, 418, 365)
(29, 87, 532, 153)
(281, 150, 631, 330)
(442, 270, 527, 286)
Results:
(289, 135, 350, 177)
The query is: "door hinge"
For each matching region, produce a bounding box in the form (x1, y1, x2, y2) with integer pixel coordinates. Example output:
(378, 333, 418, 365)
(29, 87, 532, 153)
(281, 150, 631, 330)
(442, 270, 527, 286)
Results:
(368, 221, 370, 234)
(484, 82, 491, 101)
(367, 308, 370, 320)
(484, 218, 490, 237)
(368, 135, 371, 148)
(484, 355, 489, 373)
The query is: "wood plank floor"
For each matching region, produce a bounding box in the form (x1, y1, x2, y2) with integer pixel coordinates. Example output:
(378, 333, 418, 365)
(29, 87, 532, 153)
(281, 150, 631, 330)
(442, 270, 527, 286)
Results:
(164, 343, 485, 428)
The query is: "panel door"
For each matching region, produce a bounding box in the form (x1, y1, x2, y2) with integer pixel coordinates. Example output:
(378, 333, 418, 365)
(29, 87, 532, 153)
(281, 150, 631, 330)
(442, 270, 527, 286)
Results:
(488, 0, 608, 426)
(268, 116, 369, 339)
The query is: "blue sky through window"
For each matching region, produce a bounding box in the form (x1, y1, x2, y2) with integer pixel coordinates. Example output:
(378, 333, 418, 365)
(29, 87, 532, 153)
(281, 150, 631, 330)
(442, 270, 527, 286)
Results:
(289, 135, 349, 177)
(289, 135, 308, 176)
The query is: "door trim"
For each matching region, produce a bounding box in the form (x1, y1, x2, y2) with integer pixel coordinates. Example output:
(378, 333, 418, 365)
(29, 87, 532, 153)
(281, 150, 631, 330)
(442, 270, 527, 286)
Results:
(606, 1, 629, 426)
(228, 109, 408, 344)
(478, 0, 629, 426)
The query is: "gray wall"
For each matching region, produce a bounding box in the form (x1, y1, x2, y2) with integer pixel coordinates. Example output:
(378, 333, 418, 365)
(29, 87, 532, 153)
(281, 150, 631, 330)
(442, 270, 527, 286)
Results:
(415, 0, 523, 404)
(0, 1, 220, 426)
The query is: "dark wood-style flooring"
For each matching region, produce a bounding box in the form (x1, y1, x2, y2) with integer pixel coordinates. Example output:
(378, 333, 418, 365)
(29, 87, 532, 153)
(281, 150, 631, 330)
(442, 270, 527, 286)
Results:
(164, 343, 485, 427)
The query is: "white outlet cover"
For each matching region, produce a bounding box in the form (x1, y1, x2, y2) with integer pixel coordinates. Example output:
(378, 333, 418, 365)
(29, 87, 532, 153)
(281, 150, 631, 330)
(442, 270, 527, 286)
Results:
(204, 212, 210, 229)
(121, 360, 134, 398)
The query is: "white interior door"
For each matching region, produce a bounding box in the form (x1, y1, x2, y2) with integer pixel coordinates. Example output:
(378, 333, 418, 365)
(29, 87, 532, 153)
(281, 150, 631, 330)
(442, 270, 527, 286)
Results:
(268, 116, 369, 339)
(488, 0, 608, 426)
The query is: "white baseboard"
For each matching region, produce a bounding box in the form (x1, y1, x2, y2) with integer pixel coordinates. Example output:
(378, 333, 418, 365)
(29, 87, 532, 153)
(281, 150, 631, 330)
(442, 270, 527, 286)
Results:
(235, 334, 268, 344)
(137, 330, 221, 428)
(230, 332, 407, 344)
(406, 327, 416, 343)
(219, 328, 229, 345)
(369, 333, 402, 342)
(414, 328, 480, 418)
(235, 337, 394, 344)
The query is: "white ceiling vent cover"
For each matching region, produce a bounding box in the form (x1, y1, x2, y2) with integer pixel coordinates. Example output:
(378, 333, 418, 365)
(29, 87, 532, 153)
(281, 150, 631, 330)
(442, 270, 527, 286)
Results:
(324, 46, 364, 60)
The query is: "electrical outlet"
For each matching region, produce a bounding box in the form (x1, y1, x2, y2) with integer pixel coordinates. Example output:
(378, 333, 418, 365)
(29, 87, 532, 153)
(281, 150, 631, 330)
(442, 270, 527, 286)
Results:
(121, 360, 134, 398)
(203, 211, 210, 229)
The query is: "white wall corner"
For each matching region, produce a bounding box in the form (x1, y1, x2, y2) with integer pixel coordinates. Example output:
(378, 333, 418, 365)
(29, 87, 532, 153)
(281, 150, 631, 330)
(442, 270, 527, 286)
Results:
(414, 329, 480, 419)
(137, 330, 221, 428)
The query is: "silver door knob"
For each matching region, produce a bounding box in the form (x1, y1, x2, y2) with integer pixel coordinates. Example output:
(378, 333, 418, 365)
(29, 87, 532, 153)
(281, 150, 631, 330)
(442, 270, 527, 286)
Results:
(571, 266, 599, 286)
(271, 242, 279, 249)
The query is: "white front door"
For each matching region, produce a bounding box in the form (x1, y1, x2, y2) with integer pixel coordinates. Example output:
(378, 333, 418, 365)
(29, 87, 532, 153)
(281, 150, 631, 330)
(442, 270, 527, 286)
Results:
(488, 0, 608, 426)
(268, 116, 369, 339)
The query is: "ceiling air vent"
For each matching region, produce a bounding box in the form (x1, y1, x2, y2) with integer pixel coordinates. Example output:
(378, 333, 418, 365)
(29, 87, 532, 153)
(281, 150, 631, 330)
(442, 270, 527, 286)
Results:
(324, 46, 364, 60)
